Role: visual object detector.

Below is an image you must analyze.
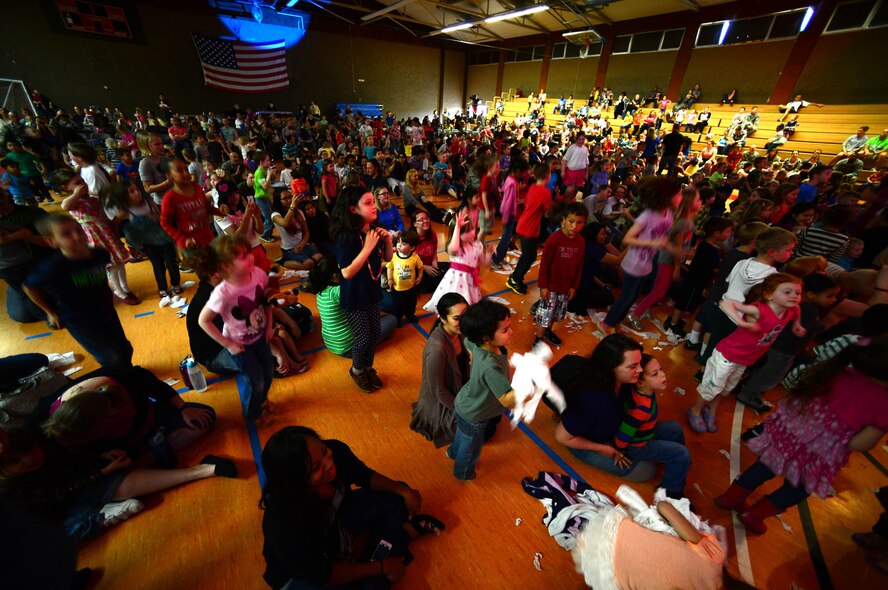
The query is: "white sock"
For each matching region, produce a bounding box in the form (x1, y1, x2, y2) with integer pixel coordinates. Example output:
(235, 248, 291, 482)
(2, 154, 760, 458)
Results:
(689, 330, 702, 344)
(107, 264, 125, 297)
(700, 342, 708, 356)
(114, 263, 130, 293)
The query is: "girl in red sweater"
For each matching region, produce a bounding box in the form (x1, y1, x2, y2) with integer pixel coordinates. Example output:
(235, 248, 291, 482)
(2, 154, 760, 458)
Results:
(160, 159, 220, 253)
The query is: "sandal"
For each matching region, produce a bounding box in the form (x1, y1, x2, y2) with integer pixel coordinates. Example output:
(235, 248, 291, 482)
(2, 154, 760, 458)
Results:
(687, 409, 707, 433)
(291, 360, 309, 374)
(408, 513, 446, 536)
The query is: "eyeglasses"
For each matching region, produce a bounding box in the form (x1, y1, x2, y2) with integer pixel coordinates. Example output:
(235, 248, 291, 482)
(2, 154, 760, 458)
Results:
(415, 217, 430, 222)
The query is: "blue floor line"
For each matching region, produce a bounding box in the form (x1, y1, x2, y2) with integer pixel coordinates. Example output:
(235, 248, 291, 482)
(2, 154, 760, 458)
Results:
(135, 311, 155, 318)
(24, 332, 52, 341)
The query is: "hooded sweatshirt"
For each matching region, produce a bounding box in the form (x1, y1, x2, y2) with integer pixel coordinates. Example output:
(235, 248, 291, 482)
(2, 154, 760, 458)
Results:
(721, 258, 775, 307)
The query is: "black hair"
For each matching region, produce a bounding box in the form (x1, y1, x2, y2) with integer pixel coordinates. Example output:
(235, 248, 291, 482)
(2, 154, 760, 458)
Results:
(569, 334, 642, 397)
(67, 142, 98, 164)
(532, 163, 548, 181)
(802, 273, 838, 295)
(581, 221, 606, 244)
(636, 175, 681, 212)
(702, 216, 733, 237)
(861, 304, 888, 337)
(820, 205, 853, 228)
(330, 185, 369, 240)
(305, 255, 339, 294)
(259, 426, 326, 526)
(431, 292, 469, 331)
(792, 334, 888, 405)
(564, 202, 588, 220)
(398, 228, 419, 248)
(459, 299, 510, 345)
(0, 158, 17, 168)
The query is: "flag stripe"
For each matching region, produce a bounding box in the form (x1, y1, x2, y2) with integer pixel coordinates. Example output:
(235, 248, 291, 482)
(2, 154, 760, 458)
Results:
(192, 33, 289, 94)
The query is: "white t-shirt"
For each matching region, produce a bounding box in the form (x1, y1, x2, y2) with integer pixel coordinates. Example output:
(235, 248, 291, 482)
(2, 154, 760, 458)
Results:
(271, 211, 303, 250)
(563, 143, 589, 171)
(722, 259, 776, 304)
(79, 163, 110, 199)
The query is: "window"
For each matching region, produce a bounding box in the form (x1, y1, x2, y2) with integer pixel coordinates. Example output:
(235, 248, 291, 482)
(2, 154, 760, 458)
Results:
(512, 46, 535, 62)
(696, 22, 723, 46)
(532, 45, 545, 60)
(564, 42, 582, 58)
(769, 9, 807, 38)
(551, 42, 566, 59)
(661, 28, 684, 49)
(504, 50, 517, 63)
(612, 35, 631, 54)
(826, 0, 876, 31)
(630, 31, 662, 53)
(585, 41, 603, 56)
(723, 15, 772, 44)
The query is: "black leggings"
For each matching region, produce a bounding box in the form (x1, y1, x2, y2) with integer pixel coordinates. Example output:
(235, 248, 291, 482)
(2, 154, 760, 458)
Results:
(143, 242, 181, 292)
(511, 236, 539, 285)
(345, 304, 381, 371)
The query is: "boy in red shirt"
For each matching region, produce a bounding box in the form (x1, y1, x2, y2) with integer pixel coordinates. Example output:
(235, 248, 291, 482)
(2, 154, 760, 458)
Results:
(508, 163, 552, 295)
(533, 203, 586, 346)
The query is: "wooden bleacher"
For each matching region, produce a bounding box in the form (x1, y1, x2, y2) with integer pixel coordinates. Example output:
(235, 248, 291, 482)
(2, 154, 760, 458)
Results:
(493, 94, 888, 177)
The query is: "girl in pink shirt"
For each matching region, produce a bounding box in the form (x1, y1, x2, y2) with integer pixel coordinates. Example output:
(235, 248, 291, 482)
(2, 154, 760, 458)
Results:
(717, 335, 888, 535)
(689, 273, 804, 433)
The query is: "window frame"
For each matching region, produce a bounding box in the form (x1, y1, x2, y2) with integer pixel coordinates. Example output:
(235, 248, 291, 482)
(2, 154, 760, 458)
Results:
(823, 0, 887, 33)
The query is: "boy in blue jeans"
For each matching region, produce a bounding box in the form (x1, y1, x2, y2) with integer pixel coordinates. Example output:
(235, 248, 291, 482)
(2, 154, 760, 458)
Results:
(448, 299, 517, 480)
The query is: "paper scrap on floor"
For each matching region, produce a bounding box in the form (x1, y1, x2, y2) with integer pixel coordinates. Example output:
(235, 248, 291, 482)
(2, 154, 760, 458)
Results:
(47, 352, 76, 368)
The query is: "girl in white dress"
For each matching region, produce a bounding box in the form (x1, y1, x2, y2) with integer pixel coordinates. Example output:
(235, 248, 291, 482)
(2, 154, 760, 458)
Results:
(424, 209, 489, 312)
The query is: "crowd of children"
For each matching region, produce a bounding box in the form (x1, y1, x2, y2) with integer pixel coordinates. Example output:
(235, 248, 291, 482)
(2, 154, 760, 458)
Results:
(1, 91, 888, 588)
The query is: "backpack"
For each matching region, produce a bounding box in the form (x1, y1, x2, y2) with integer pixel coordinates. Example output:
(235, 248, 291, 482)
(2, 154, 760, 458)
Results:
(0, 366, 69, 428)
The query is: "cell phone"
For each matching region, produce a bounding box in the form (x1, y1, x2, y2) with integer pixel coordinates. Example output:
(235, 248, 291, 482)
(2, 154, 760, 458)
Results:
(369, 539, 392, 562)
(247, 195, 255, 205)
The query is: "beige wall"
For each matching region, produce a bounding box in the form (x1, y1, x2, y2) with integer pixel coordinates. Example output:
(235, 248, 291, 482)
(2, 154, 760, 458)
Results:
(605, 51, 676, 97)
(502, 61, 542, 98)
(681, 40, 794, 104)
(442, 49, 466, 114)
(795, 29, 886, 104)
(466, 64, 498, 106)
(546, 58, 600, 98)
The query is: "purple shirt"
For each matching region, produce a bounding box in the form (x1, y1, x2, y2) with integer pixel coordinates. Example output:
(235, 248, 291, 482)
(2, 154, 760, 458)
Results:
(621, 209, 674, 277)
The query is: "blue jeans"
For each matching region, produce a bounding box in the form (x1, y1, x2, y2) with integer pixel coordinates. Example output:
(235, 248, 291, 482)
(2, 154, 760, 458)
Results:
(449, 413, 488, 480)
(492, 220, 516, 265)
(604, 270, 646, 327)
(233, 339, 275, 419)
(623, 421, 690, 496)
(256, 197, 274, 240)
(202, 347, 240, 375)
(567, 446, 656, 482)
(68, 314, 133, 368)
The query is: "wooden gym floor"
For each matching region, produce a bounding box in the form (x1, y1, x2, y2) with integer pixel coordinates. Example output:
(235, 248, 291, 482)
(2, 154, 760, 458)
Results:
(1, 191, 886, 590)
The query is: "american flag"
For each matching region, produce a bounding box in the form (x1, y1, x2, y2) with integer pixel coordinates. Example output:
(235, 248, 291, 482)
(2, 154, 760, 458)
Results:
(191, 33, 289, 93)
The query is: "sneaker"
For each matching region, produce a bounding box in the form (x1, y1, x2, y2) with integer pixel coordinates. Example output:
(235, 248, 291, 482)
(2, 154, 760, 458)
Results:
(350, 369, 376, 393)
(506, 276, 527, 295)
(366, 367, 383, 390)
(181, 280, 196, 289)
(687, 409, 708, 433)
(694, 353, 704, 364)
(169, 285, 184, 295)
(491, 261, 505, 271)
(625, 312, 643, 331)
(737, 395, 772, 413)
(442, 209, 455, 226)
(693, 369, 704, 383)
(159, 295, 172, 308)
(543, 330, 562, 346)
(529, 299, 541, 315)
(701, 406, 718, 432)
(178, 264, 193, 273)
(101, 498, 144, 527)
(684, 339, 702, 351)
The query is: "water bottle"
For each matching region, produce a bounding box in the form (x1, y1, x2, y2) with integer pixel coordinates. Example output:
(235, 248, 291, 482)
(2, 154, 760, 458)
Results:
(186, 357, 208, 392)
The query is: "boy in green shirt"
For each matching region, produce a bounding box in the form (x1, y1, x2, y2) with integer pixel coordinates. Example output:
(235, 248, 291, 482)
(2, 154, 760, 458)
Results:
(449, 299, 518, 480)
(252, 150, 275, 242)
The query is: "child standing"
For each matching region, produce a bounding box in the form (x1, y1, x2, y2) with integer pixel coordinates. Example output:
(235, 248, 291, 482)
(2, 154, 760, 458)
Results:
(665, 217, 734, 339)
(627, 185, 702, 330)
(689, 273, 806, 433)
(386, 229, 424, 326)
(695, 227, 796, 369)
(478, 159, 499, 243)
(253, 150, 276, 243)
(449, 299, 518, 480)
(160, 158, 219, 254)
(50, 168, 138, 305)
(601, 177, 682, 333)
(507, 163, 553, 295)
(534, 203, 587, 347)
(1, 159, 37, 206)
(735, 273, 839, 411)
(198, 235, 274, 426)
(424, 210, 488, 312)
(102, 182, 183, 302)
(717, 335, 888, 535)
(23, 215, 133, 368)
(613, 355, 689, 499)
(491, 159, 528, 270)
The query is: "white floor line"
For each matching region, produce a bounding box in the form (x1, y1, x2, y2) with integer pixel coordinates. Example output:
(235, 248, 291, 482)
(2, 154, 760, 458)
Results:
(730, 401, 755, 586)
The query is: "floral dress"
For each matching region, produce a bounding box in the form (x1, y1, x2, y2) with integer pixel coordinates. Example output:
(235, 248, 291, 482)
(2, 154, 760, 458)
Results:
(70, 195, 130, 263)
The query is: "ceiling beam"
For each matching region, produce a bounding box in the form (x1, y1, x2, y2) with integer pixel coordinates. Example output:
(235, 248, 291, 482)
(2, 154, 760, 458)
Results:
(304, 0, 357, 25)
(325, 0, 440, 26)
(361, 0, 415, 21)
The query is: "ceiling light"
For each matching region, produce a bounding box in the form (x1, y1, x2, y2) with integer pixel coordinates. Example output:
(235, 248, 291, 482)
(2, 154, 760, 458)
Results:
(484, 4, 549, 24)
(441, 22, 475, 33)
(800, 6, 814, 32)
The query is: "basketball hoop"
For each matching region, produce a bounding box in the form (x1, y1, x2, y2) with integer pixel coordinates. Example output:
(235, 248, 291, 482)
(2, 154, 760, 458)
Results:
(580, 39, 592, 59)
